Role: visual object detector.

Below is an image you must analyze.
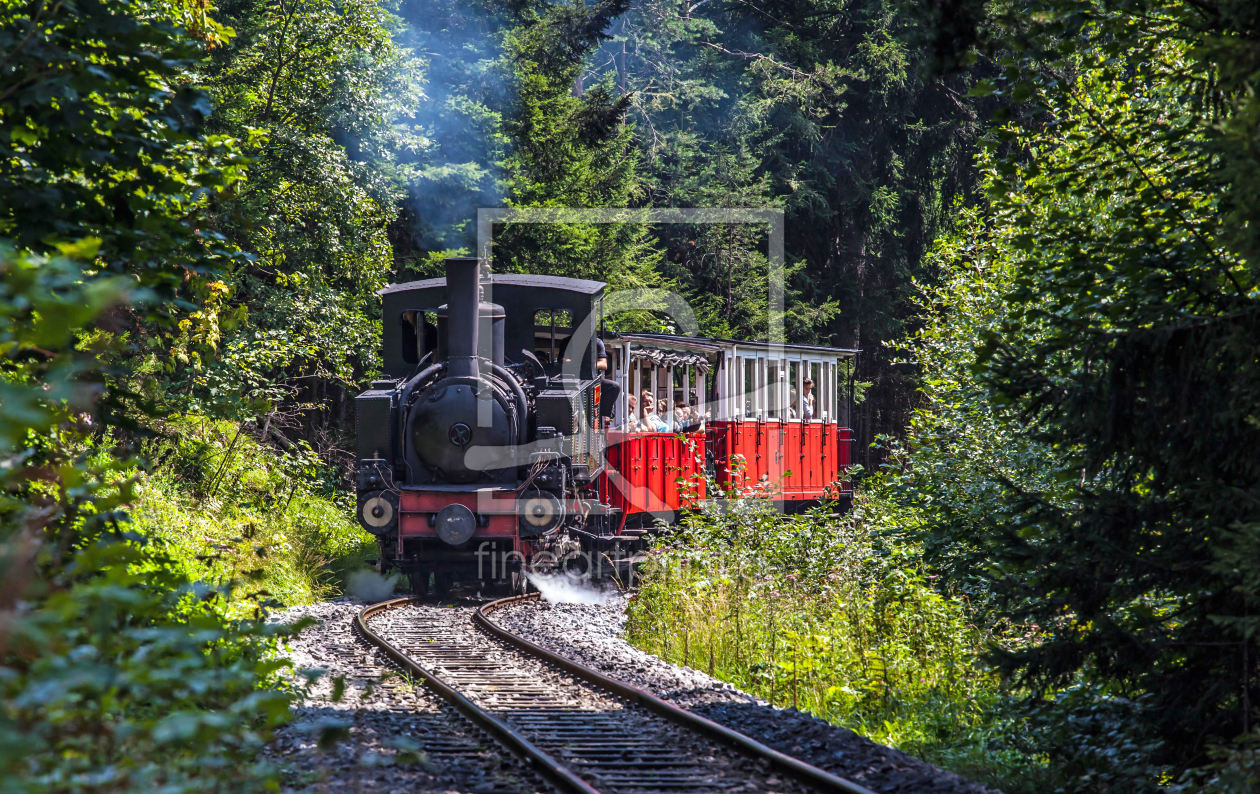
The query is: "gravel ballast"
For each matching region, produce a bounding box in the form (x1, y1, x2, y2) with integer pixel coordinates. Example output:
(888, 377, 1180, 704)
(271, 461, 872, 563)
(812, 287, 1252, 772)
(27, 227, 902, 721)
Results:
(493, 594, 1001, 794)
(266, 597, 544, 794)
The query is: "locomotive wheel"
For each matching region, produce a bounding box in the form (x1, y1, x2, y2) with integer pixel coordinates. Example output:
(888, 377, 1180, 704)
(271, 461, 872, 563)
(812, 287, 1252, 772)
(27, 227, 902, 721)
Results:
(434, 572, 454, 599)
(408, 571, 426, 595)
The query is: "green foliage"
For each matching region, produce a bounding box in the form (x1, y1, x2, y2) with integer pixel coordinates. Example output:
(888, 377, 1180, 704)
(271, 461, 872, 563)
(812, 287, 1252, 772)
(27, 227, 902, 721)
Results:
(625, 491, 1050, 792)
(878, 207, 1070, 600)
(869, 203, 1186, 788)
(131, 416, 376, 605)
(0, 241, 299, 791)
(0, 525, 297, 793)
(163, 0, 425, 421)
(0, 0, 349, 786)
(985, 30, 1259, 778)
(0, 0, 248, 304)
(0, 242, 126, 457)
(901, 0, 1260, 782)
(390, 0, 662, 295)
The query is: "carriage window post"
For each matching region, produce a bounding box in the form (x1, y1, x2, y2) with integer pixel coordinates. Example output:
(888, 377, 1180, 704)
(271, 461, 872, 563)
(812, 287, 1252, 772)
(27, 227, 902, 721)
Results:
(833, 360, 840, 424)
(666, 366, 675, 429)
(808, 361, 820, 422)
(831, 359, 837, 425)
(759, 356, 766, 418)
(788, 360, 799, 421)
(650, 365, 658, 425)
(724, 349, 734, 420)
(778, 358, 784, 419)
(740, 357, 747, 418)
(617, 345, 628, 424)
(766, 357, 783, 420)
(766, 358, 773, 419)
(761, 356, 767, 419)
(746, 356, 758, 418)
(754, 357, 762, 418)
(822, 361, 831, 423)
(834, 360, 840, 425)
(756, 356, 761, 418)
(829, 361, 837, 424)
(631, 348, 641, 421)
(697, 368, 706, 421)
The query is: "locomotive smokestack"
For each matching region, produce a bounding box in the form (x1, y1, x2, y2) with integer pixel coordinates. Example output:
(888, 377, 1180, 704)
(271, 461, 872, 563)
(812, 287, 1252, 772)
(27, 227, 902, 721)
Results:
(445, 256, 481, 379)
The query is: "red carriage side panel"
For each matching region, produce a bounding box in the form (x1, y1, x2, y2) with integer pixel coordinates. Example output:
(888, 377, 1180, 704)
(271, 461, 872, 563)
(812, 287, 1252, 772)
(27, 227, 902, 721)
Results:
(646, 434, 662, 508)
(807, 422, 823, 494)
(766, 421, 783, 496)
(709, 419, 851, 504)
(784, 422, 801, 499)
(663, 435, 679, 507)
(600, 431, 708, 530)
(820, 422, 835, 492)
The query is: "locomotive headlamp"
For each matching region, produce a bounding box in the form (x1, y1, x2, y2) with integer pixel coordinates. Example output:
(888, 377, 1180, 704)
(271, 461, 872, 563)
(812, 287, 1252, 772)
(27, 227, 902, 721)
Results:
(357, 490, 398, 535)
(518, 489, 564, 535)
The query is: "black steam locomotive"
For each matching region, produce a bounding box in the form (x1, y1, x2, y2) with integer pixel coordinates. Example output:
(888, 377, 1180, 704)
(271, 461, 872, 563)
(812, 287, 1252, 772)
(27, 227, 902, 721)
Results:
(354, 257, 614, 594)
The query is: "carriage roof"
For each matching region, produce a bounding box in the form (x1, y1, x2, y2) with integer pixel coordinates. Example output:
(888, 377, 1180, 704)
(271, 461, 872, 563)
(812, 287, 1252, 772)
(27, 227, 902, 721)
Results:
(379, 273, 606, 297)
(612, 332, 858, 360)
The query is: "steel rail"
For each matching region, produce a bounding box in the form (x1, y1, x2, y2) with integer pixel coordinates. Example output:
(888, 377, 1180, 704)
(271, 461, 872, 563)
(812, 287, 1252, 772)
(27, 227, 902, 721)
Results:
(476, 592, 878, 794)
(356, 597, 601, 794)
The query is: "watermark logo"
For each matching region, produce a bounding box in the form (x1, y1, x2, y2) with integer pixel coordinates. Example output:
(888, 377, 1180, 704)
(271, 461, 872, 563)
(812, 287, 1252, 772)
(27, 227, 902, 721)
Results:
(456, 206, 840, 520)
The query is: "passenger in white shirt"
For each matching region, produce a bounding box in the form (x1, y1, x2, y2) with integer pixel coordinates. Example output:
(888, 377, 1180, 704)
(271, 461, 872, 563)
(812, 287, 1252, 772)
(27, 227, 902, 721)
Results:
(641, 390, 668, 432)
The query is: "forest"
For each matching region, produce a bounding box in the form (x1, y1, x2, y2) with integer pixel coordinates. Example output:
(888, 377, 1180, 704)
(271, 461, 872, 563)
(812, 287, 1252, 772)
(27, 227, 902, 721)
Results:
(1, 0, 1258, 791)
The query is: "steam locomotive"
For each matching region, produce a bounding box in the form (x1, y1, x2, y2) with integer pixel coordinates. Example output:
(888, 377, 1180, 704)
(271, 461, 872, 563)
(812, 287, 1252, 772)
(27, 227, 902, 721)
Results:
(356, 256, 856, 595)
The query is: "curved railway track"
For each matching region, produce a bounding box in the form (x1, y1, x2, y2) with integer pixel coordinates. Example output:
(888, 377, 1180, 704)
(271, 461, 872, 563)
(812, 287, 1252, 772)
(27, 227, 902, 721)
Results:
(357, 594, 877, 794)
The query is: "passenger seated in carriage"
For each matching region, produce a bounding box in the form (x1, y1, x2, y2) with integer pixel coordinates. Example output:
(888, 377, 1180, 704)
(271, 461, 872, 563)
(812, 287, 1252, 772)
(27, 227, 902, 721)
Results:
(673, 398, 690, 431)
(641, 390, 668, 432)
(689, 398, 709, 431)
(616, 395, 643, 432)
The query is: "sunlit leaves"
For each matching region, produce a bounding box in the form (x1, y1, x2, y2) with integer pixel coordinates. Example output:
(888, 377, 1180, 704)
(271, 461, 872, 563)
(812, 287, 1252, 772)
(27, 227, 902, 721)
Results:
(172, 0, 425, 417)
(0, 0, 250, 293)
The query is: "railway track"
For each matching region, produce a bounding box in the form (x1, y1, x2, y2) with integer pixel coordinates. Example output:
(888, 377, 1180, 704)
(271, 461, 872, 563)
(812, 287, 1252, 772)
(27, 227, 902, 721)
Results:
(357, 594, 877, 794)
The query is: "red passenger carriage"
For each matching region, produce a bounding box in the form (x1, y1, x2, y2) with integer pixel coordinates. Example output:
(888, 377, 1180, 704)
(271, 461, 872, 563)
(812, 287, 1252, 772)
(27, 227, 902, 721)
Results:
(599, 333, 855, 535)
